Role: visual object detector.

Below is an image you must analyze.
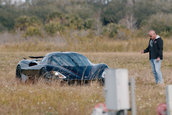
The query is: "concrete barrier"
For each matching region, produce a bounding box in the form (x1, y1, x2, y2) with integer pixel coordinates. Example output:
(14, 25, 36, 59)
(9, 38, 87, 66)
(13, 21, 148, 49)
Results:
(104, 69, 130, 112)
(166, 85, 172, 115)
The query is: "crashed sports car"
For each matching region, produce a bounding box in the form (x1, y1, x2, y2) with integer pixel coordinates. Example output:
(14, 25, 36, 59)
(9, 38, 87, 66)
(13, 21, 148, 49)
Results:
(16, 52, 108, 84)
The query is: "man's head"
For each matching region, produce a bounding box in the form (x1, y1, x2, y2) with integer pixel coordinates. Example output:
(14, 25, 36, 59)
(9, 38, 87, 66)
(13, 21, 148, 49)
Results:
(148, 30, 157, 40)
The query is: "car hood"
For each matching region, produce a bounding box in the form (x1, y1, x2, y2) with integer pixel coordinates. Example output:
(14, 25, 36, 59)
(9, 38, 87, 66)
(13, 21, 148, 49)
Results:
(63, 65, 93, 79)
(63, 64, 108, 79)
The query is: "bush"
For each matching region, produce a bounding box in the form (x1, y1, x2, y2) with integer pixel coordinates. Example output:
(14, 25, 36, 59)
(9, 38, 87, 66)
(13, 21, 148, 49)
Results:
(84, 18, 96, 30)
(116, 28, 132, 40)
(15, 16, 41, 31)
(15, 16, 30, 31)
(102, 23, 119, 38)
(141, 13, 172, 37)
(44, 22, 64, 35)
(68, 14, 84, 30)
(25, 26, 42, 37)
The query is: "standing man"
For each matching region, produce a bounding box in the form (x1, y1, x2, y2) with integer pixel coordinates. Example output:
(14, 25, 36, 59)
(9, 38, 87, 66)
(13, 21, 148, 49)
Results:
(142, 30, 164, 84)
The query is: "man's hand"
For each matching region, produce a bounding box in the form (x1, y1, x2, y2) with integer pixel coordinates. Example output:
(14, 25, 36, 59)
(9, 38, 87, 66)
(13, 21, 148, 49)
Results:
(157, 57, 160, 62)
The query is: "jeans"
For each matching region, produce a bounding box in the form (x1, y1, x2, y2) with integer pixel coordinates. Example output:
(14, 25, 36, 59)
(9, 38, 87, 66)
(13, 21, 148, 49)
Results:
(150, 59, 163, 84)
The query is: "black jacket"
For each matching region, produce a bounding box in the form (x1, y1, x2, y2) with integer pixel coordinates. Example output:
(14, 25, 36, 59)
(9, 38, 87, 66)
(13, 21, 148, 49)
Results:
(144, 37, 163, 60)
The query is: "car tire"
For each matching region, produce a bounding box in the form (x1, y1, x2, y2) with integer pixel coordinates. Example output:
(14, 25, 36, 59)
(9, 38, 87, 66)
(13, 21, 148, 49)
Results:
(98, 79, 104, 86)
(68, 80, 75, 85)
(16, 65, 21, 80)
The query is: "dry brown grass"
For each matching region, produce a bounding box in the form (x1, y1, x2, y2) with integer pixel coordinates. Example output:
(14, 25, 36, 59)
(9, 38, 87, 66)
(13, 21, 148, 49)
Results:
(0, 52, 172, 115)
(1, 34, 172, 52)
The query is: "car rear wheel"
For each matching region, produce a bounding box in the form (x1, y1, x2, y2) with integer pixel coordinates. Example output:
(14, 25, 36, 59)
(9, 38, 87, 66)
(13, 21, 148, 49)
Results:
(16, 65, 21, 80)
(16, 65, 29, 83)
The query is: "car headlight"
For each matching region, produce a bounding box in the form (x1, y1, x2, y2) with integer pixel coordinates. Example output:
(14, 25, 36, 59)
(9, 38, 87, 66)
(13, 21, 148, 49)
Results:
(51, 71, 66, 79)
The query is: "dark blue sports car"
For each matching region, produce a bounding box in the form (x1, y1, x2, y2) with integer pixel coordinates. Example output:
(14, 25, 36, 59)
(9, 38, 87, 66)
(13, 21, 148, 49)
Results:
(16, 52, 108, 84)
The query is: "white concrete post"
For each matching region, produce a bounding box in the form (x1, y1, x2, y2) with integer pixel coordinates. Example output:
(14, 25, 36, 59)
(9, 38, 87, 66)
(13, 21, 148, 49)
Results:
(104, 69, 130, 112)
(130, 77, 137, 115)
(166, 85, 172, 115)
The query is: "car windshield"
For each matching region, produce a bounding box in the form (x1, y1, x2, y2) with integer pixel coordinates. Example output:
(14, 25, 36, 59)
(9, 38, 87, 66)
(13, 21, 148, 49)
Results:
(50, 55, 76, 66)
(40, 53, 92, 66)
(69, 54, 91, 66)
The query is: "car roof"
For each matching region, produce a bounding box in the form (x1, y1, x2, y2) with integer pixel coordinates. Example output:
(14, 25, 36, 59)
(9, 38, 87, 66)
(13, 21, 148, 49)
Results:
(45, 52, 82, 57)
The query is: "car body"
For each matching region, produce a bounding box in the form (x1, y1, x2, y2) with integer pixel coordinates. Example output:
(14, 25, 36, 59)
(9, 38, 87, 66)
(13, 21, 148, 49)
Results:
(16, 52, 108, 83)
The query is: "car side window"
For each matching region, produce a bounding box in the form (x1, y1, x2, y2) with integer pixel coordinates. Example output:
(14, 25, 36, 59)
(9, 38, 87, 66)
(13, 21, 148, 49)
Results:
(40, 57, 48, 64)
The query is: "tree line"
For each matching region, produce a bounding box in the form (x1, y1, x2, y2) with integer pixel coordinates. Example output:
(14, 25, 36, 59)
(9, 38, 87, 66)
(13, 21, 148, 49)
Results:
(0, 0, 172, 38)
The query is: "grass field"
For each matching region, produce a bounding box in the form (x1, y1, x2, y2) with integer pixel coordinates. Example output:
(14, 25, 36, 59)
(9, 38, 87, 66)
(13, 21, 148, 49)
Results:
(0, 52, 172, 115)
